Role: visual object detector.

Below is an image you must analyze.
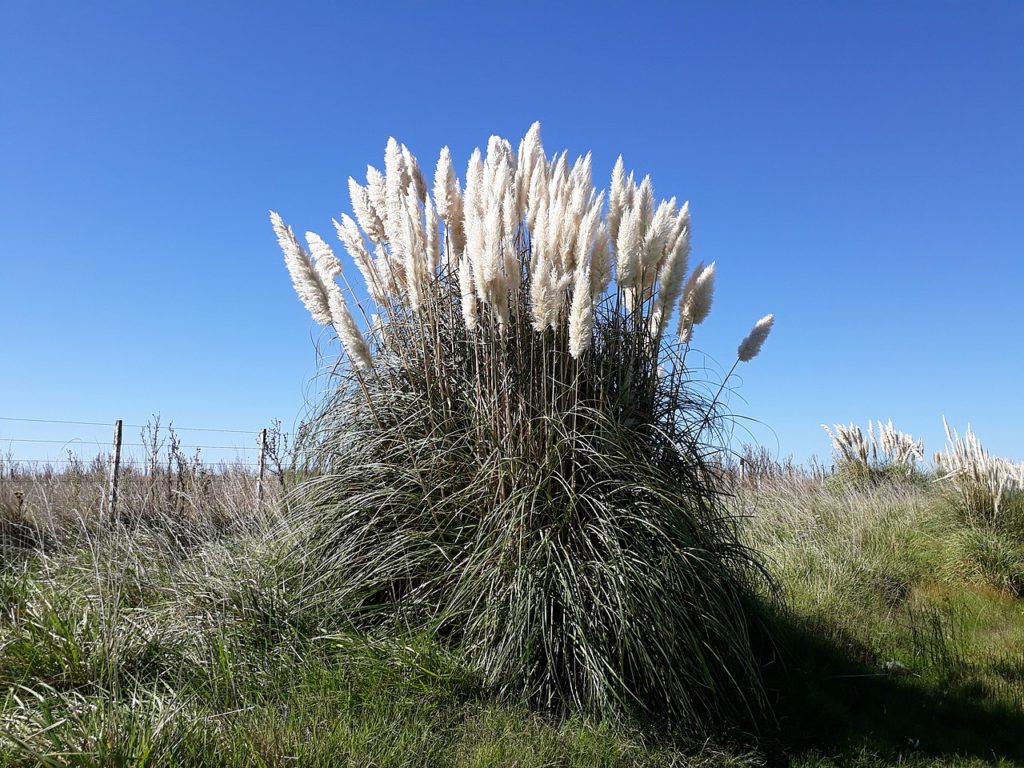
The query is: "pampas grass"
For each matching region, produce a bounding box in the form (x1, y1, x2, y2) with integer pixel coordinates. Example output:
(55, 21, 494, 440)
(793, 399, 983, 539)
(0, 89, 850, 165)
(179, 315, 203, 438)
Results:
(821, 419, 923, 483)
(270, 123, 775, 734)
(736, 314, 774, 363)
(936, 418, 1024, 526)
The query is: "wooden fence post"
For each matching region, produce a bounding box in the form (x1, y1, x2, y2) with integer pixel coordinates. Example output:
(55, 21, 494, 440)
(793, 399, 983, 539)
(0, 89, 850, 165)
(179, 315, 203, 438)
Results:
(256, 427, 267, 506)
(107, 419, 123, 522)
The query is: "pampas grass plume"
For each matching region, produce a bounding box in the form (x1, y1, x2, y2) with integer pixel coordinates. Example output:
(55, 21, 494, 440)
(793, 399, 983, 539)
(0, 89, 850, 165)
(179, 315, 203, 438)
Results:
(568, 258, 594, 358)
(326, 285, 373, 370)
(677, 261, 715, 337)
(737, 314, 774, 362)
(270, 211, 333, 325)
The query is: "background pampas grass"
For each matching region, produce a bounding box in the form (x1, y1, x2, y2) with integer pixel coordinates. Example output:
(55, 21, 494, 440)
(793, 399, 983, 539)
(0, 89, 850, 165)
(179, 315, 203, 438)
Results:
(270, 123, 775, 734)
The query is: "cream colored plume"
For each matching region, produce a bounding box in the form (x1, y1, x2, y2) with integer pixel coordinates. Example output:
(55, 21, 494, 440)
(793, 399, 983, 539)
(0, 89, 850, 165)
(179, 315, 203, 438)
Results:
(677, 261, 716, 338)
(275, 122, 775, 369)
(737, 313, 774, 362)
(608, 156, 628, 242)
(648, 205, 690, 335)
(365, 166, 388, 229)
(402, 144, 427, 203)
(333, 214, 385, 305)
(516, 121, 543, 217)
(348, 177, 386, 244)
(433, 146, 466, 259)
(383, 138, 406, 245)
(529, 250, 555, 332)
(590, 229, 612, 294)
(615, 206, 642, 290)
(936, 418, 1023, 517)
(270, 211, 333, 326)
(458, 253, 478, 330)
(568, 255, 595, 358)
(642, 198, 676, 270)
(326, 285, 373, 370)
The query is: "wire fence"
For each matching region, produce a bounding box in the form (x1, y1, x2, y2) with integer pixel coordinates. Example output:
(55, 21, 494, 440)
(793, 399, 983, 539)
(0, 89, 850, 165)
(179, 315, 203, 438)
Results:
(0, 415, 274, 472)
(0, 415, 298, 520)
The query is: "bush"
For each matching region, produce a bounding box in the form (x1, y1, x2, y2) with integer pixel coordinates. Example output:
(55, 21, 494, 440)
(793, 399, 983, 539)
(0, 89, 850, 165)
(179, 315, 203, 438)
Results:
(821, 420, 925, 487)
(271, 123, 775, 733)
(935, 418, 1024, 534)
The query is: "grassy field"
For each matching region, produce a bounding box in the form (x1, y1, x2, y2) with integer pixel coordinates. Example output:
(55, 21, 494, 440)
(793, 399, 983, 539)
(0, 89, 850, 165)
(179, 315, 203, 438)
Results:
(1, 465, 1022, 767)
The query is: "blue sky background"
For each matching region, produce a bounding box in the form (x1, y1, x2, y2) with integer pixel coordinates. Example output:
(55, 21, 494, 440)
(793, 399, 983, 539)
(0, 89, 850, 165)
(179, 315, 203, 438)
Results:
(2, 1, 1022, 466)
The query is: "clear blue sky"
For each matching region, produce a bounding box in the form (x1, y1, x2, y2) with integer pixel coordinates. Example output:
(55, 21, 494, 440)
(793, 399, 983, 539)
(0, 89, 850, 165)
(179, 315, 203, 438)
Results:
(2, 1, 1022, 466)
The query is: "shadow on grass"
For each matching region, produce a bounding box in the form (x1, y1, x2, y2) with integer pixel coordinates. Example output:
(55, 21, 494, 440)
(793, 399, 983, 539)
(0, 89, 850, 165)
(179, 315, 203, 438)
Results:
(753, 606, 1024, 765)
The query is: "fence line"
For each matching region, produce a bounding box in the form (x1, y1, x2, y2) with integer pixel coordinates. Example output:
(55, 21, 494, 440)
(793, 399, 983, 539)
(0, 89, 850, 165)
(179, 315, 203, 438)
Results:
(2, 438, 260, 451)
(0, 416, 259, 435)
(0, 416, 288, 514)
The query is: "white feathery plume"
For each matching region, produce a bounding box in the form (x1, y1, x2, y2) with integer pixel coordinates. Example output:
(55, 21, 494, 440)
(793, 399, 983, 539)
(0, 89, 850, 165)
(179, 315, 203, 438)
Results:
(677, 261, 716, 338)
(635, 175, 654, 234)
(404, 187, 425, 257)
(347, 177, 385, 245)
(615, 205, 642, 290)
(559, 185, 585, 277)
(483, 136, 515, 217)
(549, 152, 568, 200)
(433, 147, 456, 220)
(516, 121, 543, 219)
(270, 211, 333, 325)
(383, 138, 407, 246)
(737, 314, 774, 362)
(466, 146, 495, 303)
(545, 193, 567, 278)
(526, 159, 548, 231)
(365, 166, 388, 231)
(433, 147, 466, 259)
(548, 270, 568, 327)
(333, 214, 385, 304)
(400, 190, 425, 311)
(373, 242, 404, 297)
(464, 148, 485, 217)
(402, 144, 427, 202)
(424, 194, 441, 272)
(647, 214, 690, 335)
(304, 231, 342, 285)
(502, 186, 521, 292)
(641, 198, 676, 271)
(590, 228, 612, 294)
(528, 250, 552, 331)
(668, 200, 690, 252)
(326, 282, 373, 370)
(573, 191, 605, 281)
(608, 156, 628, 243)
(531, 195, 550, 275)
(458, 252, 478, 330)
(568, 255, 594, 358)
(569, 152, 593, 195)
(481, 196, 504, 305)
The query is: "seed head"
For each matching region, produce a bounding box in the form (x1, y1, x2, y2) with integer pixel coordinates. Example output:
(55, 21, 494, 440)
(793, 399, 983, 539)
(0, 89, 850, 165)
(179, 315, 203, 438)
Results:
(737, 314, 775, 362)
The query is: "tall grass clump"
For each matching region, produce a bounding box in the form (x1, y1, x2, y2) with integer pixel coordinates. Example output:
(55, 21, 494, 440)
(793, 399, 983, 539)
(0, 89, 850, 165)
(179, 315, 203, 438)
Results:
(270, 123, 775, 733)
(936, 418, 1024, 531)
(821, 420, 924, 485)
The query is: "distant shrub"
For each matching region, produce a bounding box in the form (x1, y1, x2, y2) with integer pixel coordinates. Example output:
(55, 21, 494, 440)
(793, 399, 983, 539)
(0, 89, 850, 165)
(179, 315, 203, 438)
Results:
(271, 123, 776, 732)
(821, 420, 925, 485)
(935, 418, 1024, 533)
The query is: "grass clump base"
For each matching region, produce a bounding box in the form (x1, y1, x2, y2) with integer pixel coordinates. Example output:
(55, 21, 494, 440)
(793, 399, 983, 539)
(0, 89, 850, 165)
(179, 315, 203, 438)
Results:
(287, 310, 771, 732)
